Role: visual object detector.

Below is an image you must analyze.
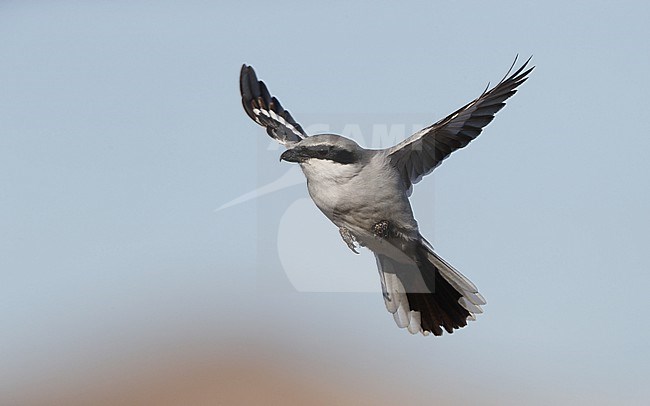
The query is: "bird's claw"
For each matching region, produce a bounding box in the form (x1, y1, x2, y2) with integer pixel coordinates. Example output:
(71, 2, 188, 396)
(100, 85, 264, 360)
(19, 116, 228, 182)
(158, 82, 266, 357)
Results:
(339, 227, 359, 254)
(373, 220, 391, 239)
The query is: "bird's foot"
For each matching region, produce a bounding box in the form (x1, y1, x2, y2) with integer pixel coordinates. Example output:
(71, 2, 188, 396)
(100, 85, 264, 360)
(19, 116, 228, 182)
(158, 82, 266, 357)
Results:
(339, 227, 359, 254)
(372, 220, 391, 239)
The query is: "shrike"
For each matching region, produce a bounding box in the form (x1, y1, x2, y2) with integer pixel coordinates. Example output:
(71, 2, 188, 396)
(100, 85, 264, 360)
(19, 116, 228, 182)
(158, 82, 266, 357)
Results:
(240, 59, 533, 336)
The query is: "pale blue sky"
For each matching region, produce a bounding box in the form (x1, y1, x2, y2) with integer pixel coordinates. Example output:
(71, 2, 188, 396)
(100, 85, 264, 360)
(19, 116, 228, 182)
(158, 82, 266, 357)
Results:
(1, 1, 649, 404)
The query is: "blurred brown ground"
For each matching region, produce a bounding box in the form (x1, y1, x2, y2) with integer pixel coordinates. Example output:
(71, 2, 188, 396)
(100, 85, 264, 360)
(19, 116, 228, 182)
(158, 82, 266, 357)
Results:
(8, 344, 447, 406)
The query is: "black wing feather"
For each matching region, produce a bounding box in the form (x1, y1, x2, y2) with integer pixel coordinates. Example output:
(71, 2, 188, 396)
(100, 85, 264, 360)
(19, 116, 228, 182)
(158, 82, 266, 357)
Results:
(240, 65, 307, 145)
(387, 57, 534, 193)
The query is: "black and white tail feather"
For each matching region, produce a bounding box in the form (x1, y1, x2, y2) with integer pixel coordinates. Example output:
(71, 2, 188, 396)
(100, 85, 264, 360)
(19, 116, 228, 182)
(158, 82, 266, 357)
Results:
(375, 238, 485, 336)
(239, 59, 533, 336)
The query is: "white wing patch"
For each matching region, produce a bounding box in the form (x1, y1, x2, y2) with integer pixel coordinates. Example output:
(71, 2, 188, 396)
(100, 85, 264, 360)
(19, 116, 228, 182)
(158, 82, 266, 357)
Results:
(252, 107, 304, 140)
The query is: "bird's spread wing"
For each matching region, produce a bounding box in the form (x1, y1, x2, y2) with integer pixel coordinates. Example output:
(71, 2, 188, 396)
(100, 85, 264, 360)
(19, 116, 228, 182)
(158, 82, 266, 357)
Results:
(240, 65, 307, 146)
(386, 57, 534, 194)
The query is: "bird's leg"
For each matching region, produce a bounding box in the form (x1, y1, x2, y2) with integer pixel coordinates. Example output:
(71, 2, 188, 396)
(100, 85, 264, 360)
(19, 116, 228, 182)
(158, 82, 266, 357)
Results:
(339, 226, 359, 254)
(372, 220, 391, 239)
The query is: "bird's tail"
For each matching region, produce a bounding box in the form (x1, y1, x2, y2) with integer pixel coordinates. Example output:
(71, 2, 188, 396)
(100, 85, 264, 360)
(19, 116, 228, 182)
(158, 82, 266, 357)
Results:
(375, 238, 486, 336)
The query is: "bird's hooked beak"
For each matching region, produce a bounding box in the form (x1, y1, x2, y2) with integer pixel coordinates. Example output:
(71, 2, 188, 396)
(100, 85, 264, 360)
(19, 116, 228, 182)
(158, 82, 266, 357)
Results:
(280, 147, 306, 163)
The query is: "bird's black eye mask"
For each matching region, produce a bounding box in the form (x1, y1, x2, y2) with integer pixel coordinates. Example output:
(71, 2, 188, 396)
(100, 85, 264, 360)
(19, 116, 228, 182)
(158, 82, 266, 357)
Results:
(302, 145, 358, 164)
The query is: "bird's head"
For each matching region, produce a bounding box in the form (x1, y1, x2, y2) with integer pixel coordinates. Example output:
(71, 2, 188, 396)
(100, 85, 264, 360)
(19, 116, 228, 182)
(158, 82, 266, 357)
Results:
(280, 134, 363, 166)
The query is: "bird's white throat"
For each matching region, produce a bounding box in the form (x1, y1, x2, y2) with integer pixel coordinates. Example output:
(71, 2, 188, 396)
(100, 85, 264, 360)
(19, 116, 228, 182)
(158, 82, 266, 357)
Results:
(299, 158, 361, 184)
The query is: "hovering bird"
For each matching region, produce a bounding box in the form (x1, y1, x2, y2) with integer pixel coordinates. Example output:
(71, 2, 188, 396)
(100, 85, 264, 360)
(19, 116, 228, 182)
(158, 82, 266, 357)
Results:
(240, 59, 533, 336)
